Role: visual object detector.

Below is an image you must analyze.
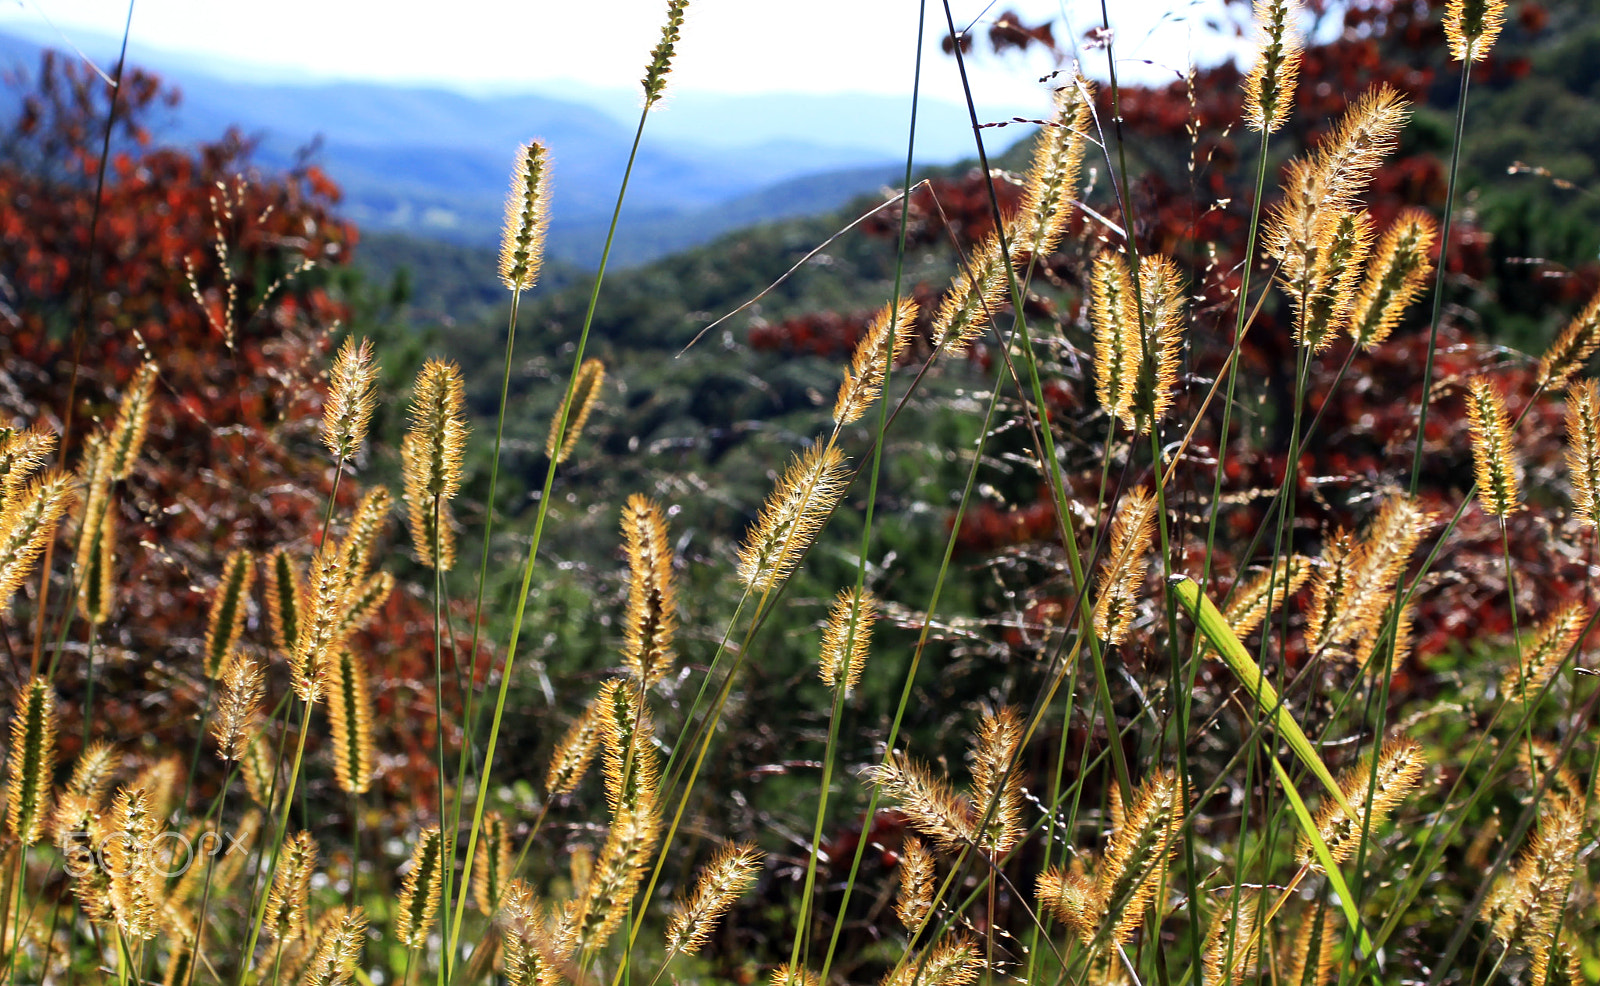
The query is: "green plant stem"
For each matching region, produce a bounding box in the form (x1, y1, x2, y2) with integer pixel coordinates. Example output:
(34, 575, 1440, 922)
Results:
(432, 495, 455, 986)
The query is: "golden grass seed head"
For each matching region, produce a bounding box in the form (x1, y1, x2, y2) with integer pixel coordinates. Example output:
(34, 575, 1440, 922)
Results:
(895, 836, 935, 931)
(969, 707, 1024, 855)
(328, 649, 375, 795)
(1243, 0, 1303, 132)
(599, 679, 659, 817)
(1224, 554, 1312, 641)
(501, 879, 549, 986)
(0, 469, 76, 613)
(67, 740, 118, 803)
(546, 693, 605, 797)
(1517, 738, 1584, 804)
(1019, 79, 1094, 258)
(321, 336, 378, 462)
(736, 439, 849, 593)
(1096, 769, 1183, 945)
(340, 486, 393, 590)
(1201, 889, 1263, 986)
(1467, 376, 1521, 518)
(212, 655, 264, 763)
(834, 300, 917, 426)
(881, 937, 983, 986)
(1294, 209, 1374, 353)
(5, 675, 58, 846)
(396, 826, 445, 949)
(0, 424, 56, 500)
(1501, 601, 1589, 706)
(104, 786, 159, 940)
(264, 547, 304, 655)
(571, 802, 661, 956)
(641, 0, 688, 106)
(1091, 252, 1141, 427)
(1349, 208, 1437, 349)
(819, 586, 877, 695)
(664, 841, 763, 955)
(302, 906, 368, 986)
(547, 357, 605, 465)
(335, 570, 393, 639)
(242, 734, 277, 808)
(1565, 379, 1600, 526)
(1353, 599, 1416, 683)
(1537, 287, 1600, 391)
(501, 141, 552, 292)
(473, 810, 514, 914)
(1093, 486, 1158, 644)
(402, 434, 458, 569)
(930, 222, 1025, 357)
(1318, 496, 1433, 651)
(1282, 906, 1339, 986)
(106, 361, 158, 481)
(265, 830, 318, 944)
(621, 493, 677, 688)
(1134, 255, 1187, 434)
(864, 752, 975, 854)
(1444, 0, 1507, 62)
(1036, 864, 1099, 944)
(1489, 796, 1582, 986)
(75, 489, 115, 625)
(1296, 737, 1425, 869)
(291, 543, 350, 704)
(203, 548, 254, 679)
(405, 358, 469, 501)
(771, 966, 822, 986)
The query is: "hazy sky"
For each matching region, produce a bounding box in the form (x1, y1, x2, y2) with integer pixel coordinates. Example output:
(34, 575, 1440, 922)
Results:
(1, 0, 1256, 111)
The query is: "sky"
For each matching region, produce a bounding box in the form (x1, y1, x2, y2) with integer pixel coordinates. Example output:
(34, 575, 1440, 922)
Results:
(0, 0, 1259, 114)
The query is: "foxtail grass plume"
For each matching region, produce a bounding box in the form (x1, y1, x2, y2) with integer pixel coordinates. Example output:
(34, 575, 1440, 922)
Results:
(501, 140, 552, 291)
(1537, 287, 1600, 391)
(929, 215, 1030, 356)
(641, 0, 688, 107)
(1037, 862, 1098, 943)
(301, 906, 368, 986)
(501, 880, 548, 985)
(620, 493, 677, 688)
(1091, 252, 1141, 428)
(1295, 737, 1424, 869)
(1444, 0, 1507, 62)
(895, 836, 934, 930)
(1517, 739, 1584, 804)
(1242, 0, 1302, 132)
(396, 826, 445, 949)
(864, 753, 975, 854)
(204, 548, 254, 678)
(834, 300, 916, 426)
(1308, 496, 1432, 651)
(106, 361, 158, 480)
(104, 786, 159, 940)
(5, 676, 58, 846)
(1294, 209, 1373, 352)
(1566, 378, 1600, 525)
(819, 586, 878, 694)
(328, 649, 374, 794)
(1467, 376, 1520, 517)
(265, 547, 304, 655)
(599, 679, 659, 816)
(473, 810, 513, 914)
(736, 439, 848, 593)
(67, 740, 118, 804)
(335, 570, 393, 637)
(664, 842, 762, 955)
(403, 359, 468, 569)
(970, 707, 1024, 855)
(1501, 601, 1589, 705)
(72, 433, 115, 624)
(1353, 598, 1416, 681)
(1349, 209, 1437, 349)
(1018, 79, 1094, 258)
(0, 424, 55, 497)
(1266, 86, 1410, 283)
(339, 486, 392, 590)
(266, 831, 318, 944)
(0, 469, 76, 611)
(1487, 796, 1582, 986)
(546, 693, 605, 797)
(547, 357, 605, 465)
(1135, 254, 1187, 432)
(1094, 769, 1184, 945)
(242, 735, 277, 808)
(291, 543, 348, 704)
(321, 337, 378, 462)
(1224, 555, 1311, 640)
(1201, 890, 1263, 986)
(211, 655, 264, 762)
(881, 938, 983, 986)
(570, 793, 661, 956)
(1093, 486, 1157, 644)
(772, 966, 822, 986)
(1282, 906, 1339, 986)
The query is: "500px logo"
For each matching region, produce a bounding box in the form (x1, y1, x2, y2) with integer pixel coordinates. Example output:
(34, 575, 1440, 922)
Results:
(59, 829, 249, 880)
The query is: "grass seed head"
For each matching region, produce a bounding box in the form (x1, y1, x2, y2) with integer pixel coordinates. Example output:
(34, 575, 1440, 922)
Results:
(1444, 0, 1508, 62)
(0, 424, 56, 499)
(1349, 208, 1437, 349)
(0, 469, 76, 612)
(1501, 601, 1589, 706)
(106, 362, 158, 481)
(500, 141, 552, 291)
(895, 836, 935, 931)
(970, 707, 1024, 855)
(396, 826, 445, 949)
(1093, 486, 1158, 644)
(834, 299, 916, 426)
(1296, 737, 1425, 869)
(547, 357, 605, 465)
(1096, 769, 1184, 945)
(212, 655, 264, 763)
(302, 906, 368, 986)
(1134, 255, 1187, 433)
(1224, 555, 1312, 641)
(1565, 378, 1600, 525)
(641, 0, 688, 106)
(819, 586, 878, 695)
(264, 547, 304, 655)
(1243, 0, 1303, 132)
(1091, 251, 1141, 427)
(736, 439, 848, 594)
(266, 830, 318, 944)
(5, 675, 58, 846)
(327, 649, 375, 794)
(1537, 287, 1600, 391)
(621, 494, 677, 688)
(864, 752, 975, 854)
(474, 810, 514, 914)
(1019, 78, 1095, 257)
(321, 336, 378, 462)
(664, 842, 763, 955)
(546, 692, 605, 797)
(1202, 889, 1262, 986)
(203, 548, 254, 678)
(104, 786, 159, 940)
(1467, 376, 1521, 518)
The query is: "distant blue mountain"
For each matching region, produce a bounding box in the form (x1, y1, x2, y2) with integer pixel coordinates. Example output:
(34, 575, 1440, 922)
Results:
(0, 27, 1003, 267)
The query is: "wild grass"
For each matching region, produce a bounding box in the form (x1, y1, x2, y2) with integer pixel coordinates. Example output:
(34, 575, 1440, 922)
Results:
(0, 1, 1596, 985)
